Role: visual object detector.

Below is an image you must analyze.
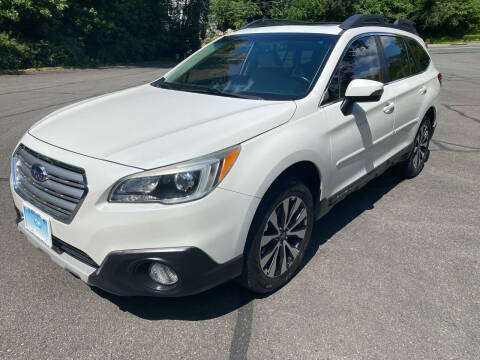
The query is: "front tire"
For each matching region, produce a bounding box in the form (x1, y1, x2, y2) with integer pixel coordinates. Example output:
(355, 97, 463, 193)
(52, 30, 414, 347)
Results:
(240, 178, 314, 294)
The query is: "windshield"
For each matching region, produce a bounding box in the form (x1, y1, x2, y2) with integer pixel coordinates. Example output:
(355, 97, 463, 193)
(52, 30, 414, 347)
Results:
(153, 33, 338, 100)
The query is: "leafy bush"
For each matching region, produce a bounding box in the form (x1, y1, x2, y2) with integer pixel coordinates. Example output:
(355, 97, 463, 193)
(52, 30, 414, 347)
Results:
(0, 0, 208, 70)
(0, 34, 89, 70)
(0, 33, 29, 69)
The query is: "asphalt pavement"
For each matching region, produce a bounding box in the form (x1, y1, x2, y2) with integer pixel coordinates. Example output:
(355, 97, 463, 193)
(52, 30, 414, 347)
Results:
(428, 43, 480, 54)
(0, 51, 479, 359)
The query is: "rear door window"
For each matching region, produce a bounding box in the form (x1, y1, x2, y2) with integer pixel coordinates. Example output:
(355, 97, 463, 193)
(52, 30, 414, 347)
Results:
(406, 38, 431, 72)
(379, 35, 413, 81)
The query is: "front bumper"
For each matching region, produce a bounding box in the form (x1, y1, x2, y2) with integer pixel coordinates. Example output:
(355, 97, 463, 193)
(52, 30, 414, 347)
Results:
(11, 134, 260, 296)
(18, 218, 96, 283)
(17, 217, 243, 296)
(11, 134, 260, 266)
(88, 247, 243, 297)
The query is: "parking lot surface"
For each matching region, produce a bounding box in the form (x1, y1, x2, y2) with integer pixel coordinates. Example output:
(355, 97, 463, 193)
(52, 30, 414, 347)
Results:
(0, 52, 479, 359)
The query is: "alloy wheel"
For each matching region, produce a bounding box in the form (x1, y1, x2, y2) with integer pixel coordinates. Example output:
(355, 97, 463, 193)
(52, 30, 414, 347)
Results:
(259, 196, 308, 278)
(412, 123, 430, 169)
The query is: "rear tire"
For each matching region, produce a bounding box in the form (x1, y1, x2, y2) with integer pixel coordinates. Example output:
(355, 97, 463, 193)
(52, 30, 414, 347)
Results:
(399, 117, 432, 178)
(240, 178, 314, 294)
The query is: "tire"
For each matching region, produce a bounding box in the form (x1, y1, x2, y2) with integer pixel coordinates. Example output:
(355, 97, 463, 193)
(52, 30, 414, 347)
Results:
(240, 177, 314, 294)
(398, 117, 432, 178)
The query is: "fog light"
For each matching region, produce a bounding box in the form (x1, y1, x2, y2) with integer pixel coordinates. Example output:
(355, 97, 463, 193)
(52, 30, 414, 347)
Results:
(148, 262, 178, 286)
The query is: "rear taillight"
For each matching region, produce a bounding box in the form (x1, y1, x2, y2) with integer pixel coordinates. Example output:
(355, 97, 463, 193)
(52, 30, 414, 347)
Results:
(438, 73, 443, 86)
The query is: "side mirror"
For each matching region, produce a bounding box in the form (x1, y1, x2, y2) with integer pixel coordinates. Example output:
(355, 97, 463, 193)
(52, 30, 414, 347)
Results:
(340, 79, 384, 115)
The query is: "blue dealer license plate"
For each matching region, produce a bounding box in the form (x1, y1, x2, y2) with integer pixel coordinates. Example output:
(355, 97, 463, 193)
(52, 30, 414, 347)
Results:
(23, 203, 52, 248)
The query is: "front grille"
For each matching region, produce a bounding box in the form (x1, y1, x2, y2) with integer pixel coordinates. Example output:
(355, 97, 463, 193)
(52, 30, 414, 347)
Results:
(52, 236, 99, 268)
(13, 145, 88, 223)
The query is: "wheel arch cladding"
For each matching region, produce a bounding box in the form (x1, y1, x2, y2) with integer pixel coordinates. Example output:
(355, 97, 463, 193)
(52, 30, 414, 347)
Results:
(422, 106, 436, 138)
(263, 161, 321, 207)
(425, 106, 436, 123)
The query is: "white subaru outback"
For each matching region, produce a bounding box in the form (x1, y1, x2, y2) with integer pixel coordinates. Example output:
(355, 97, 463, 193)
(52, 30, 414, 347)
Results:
(11, 14, 441, 296)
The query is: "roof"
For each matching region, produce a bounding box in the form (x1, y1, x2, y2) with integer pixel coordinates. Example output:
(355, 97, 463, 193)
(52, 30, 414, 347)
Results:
(234, 15, 418, 37)
(234, 24, 343, 36)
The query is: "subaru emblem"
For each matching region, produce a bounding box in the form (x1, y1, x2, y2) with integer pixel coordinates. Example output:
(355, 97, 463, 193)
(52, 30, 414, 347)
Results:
(31, 164, 48, 182)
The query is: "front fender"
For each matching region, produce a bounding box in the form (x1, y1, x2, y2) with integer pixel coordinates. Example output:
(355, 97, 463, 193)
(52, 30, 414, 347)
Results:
(219, 120, 330, 200)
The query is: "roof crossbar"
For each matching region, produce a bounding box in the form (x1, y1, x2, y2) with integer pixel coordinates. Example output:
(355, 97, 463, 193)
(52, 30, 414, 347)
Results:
(340, 14, 418, 35)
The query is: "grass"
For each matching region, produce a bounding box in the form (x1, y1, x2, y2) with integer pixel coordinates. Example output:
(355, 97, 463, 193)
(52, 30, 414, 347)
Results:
(425, 36, 465, 44)
(426, 34, 480, 44)
(464, 34, 480, 41)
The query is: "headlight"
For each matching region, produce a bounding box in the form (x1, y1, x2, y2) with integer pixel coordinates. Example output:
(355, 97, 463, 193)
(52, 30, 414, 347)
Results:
(109, 146, 240, 204)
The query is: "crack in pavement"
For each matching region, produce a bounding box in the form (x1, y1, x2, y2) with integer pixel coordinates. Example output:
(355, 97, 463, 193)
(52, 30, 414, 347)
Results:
(0, 97, 94, 119)
(229, 290, 254, 360)
(432, 139, 480, 150)
(431, 139, 480, 153)
(31, 90, 90, 96)
(0, 77, 167, 119)
(444, 104, 480, 107)
(442, 103, 480, 124)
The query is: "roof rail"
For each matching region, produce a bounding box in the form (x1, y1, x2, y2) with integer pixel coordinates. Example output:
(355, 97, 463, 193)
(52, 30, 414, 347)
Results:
(241, 19, 339, 30)
(340, 14, 418, 35)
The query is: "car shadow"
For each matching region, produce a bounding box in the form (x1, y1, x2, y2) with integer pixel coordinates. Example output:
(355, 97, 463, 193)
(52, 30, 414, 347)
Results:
(92, 280, 258, 321)
(303, 167, 404, 265)
(93, 168, 405, 320)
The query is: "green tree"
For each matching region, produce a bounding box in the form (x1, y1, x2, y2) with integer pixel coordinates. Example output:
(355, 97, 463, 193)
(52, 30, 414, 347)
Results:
(0, 0, 68, 40)
(0, 0, 207, 69)
(0, 0, 73, 68)
(210, 0, 262, 30)
(413, 0, 480, 36)
(269, 0, 328, 21)
(67, 0, 171, 63)
(171, 0, 209, 54)
(352, 0, 415, 19)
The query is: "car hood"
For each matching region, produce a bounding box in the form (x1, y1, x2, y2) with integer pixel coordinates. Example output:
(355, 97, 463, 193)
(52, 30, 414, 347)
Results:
(29, 84, 296, 169)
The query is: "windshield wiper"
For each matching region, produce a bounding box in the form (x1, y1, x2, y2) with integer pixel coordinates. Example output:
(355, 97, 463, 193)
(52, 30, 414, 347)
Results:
(184, 86, 264, 100)
(151, 77, 171, 89)
(223, 91, 264, 100)
(151, 79, 263, 100)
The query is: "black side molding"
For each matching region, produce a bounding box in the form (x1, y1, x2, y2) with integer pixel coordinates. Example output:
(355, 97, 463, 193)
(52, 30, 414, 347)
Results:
(315, 144, 413, 219)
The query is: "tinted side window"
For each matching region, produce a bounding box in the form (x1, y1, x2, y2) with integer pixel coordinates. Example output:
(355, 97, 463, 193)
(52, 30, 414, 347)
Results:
(407, 38, 430, 72)
(380, 36, 413, 81)
(405, 43, 418, 75)
(326, 36, 381, 102)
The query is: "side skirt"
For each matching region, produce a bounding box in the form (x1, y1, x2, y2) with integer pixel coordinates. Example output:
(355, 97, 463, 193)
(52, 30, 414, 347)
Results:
(315, 144, 413, 220)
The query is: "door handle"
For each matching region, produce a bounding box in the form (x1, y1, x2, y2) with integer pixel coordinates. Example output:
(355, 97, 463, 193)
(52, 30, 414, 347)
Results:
(383, 102, 395, 114)
(419, 86, 427, 95)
